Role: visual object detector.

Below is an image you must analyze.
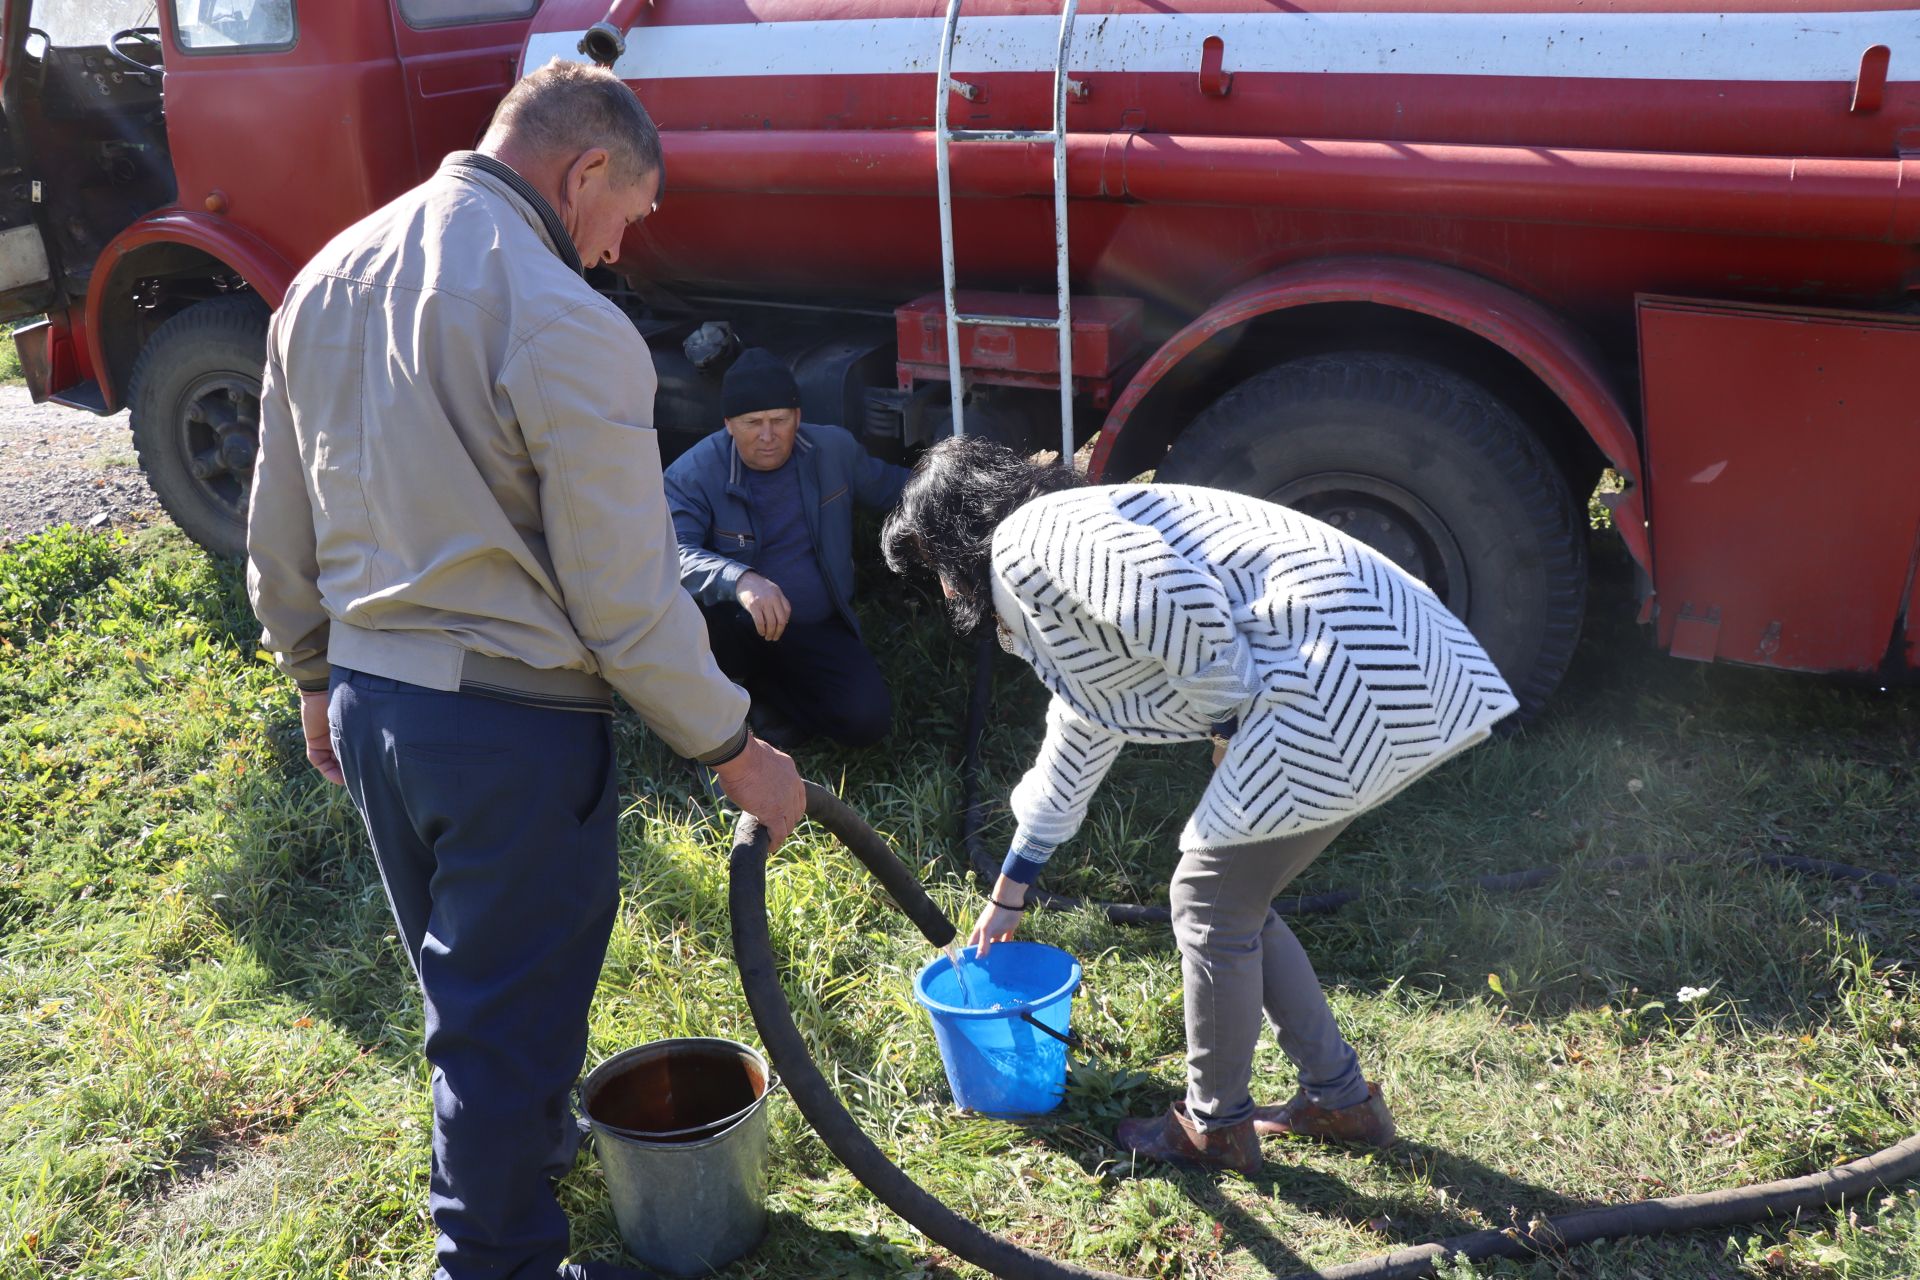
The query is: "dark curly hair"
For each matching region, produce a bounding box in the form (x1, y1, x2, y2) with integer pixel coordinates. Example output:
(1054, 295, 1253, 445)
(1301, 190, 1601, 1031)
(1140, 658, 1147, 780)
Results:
(881, 435, 1084, 634)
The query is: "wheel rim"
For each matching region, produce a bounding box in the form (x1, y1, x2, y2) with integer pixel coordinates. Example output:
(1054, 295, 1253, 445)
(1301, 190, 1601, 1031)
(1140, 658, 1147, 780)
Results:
(174, 372, 260, 522)
(1270, 471, 1472, 616)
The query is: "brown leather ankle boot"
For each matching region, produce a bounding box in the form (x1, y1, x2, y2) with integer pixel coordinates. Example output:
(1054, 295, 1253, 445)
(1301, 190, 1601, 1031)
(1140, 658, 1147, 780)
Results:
(1115, 1101, 1262, 1176)
(1251, 1082, 1397, 1147)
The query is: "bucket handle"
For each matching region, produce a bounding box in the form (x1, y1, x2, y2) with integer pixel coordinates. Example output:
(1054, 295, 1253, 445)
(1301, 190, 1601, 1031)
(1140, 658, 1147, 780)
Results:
(1018, 1011, 1081, 1050)
(577, 1071, 783, 1144)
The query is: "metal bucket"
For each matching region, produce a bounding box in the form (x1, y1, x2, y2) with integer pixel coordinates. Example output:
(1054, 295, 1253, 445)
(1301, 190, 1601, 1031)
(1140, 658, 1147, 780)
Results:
(580, 1037, 778, 1278)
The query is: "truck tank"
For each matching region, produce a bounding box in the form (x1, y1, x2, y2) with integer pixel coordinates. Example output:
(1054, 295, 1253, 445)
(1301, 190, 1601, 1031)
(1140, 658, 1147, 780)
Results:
(525, 0, 1920, 329)
(517, 1, 1920, 712)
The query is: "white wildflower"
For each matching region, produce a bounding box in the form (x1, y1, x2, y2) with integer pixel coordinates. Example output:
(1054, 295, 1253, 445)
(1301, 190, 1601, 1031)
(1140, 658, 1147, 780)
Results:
(1676, 985, 1714, 1004)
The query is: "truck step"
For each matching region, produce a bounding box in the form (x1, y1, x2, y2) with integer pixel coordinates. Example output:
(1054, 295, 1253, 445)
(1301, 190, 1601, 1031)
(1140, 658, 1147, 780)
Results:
(896, 291, 1144, 410)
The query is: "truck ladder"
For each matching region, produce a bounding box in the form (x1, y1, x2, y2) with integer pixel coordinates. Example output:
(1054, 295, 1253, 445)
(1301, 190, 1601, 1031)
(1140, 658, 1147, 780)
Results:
(934, 0, 1079, 461)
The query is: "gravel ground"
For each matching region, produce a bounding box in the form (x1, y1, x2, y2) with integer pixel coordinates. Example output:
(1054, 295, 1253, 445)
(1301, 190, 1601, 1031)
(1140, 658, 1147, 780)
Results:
(0, 385, 164, 544)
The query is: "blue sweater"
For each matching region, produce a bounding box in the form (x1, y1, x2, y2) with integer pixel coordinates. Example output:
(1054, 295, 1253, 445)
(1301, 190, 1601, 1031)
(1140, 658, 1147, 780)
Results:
(664, 424, 908, 635)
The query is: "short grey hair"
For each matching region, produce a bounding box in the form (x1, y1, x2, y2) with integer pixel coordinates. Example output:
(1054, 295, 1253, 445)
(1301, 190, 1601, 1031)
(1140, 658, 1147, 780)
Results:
(483, 59, 663, 186)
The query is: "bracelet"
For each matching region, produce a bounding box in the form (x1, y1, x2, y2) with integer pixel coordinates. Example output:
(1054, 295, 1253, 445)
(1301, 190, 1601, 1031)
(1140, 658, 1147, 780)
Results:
(1208, 714, 1240, 750)
(990, 895, 1027, 912)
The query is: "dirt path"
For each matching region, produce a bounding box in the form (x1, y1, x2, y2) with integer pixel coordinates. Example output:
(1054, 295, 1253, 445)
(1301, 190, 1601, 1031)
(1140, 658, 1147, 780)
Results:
(0, 386, 164, 543)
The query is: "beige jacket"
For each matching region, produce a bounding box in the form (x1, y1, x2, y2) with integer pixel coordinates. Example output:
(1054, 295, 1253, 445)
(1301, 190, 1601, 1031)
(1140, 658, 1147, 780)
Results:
(246, 152, 749, 762)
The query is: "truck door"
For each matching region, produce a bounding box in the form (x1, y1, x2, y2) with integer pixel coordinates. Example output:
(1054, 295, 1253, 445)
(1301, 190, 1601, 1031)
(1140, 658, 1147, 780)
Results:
(0, 0, 173, 323)
(0, 1, 60, 322)
(389, 0, 541, 181)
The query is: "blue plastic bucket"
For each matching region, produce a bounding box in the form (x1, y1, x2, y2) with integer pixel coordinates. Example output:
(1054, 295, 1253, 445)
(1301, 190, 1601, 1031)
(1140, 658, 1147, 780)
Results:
(913, 942, 1082, 1116)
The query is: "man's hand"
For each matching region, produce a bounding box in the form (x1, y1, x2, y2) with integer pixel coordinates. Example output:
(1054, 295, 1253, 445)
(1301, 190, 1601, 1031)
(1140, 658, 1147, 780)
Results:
(300, 689, 345, 786)
(735, 572, 792, 642)
(713, 734, 805, 850)
(969, 874, 1027, 957)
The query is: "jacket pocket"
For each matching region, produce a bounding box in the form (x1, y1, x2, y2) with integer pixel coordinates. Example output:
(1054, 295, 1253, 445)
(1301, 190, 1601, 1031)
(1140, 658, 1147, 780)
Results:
(819, 485, 848, 507)
(715, 528, 756, 552)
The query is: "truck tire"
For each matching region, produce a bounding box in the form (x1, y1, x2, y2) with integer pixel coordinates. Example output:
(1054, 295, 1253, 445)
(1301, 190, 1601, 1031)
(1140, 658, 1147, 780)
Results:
(128, 295, 270, 559)
(1158, 352, 1586, 716)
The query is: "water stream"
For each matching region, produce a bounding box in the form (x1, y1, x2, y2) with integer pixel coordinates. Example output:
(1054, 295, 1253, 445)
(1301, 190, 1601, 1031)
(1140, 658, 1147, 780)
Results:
(942, 941, 975, 1008)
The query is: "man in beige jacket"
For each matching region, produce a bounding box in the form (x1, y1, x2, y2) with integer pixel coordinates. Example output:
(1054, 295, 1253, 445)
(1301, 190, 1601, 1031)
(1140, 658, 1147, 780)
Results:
(246, 63, 802, 1280)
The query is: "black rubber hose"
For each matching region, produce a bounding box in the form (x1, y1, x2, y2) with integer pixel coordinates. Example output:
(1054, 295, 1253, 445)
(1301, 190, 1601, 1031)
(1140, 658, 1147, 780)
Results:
(800, 782, 957, 950)
(729, 785, 1920, 1280)
(958, 630, 1920, 919)
(1306, 1132, 1920, 1280)
(730, 784, 1129, 1280)
(1754, 851, 1920, 895)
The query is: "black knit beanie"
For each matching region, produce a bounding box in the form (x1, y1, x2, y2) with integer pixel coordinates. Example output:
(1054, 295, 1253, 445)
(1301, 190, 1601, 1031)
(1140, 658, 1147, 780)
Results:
(721, 348, 801, 419)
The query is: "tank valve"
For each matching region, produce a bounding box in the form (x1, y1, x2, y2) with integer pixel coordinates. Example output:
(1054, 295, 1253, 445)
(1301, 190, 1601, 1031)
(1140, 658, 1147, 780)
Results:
(683, 321, 741, 375)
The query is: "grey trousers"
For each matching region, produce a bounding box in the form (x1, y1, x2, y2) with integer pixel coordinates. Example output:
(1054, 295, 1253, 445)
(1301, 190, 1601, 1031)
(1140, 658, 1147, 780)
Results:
(1170, 820, 1369, 1131)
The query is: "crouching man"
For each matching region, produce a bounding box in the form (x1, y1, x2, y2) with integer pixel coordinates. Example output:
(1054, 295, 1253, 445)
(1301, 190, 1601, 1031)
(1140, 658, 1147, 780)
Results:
(665, 349, 909, 749)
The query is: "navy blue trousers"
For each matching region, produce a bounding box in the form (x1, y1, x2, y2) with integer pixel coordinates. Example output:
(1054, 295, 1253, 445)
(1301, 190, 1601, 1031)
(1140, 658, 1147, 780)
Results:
(701, 603, 891, 748)
(329, 669, 618, 1280)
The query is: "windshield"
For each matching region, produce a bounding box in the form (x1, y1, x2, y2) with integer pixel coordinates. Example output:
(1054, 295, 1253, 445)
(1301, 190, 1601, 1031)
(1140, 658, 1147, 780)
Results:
(33, 1, 159, 47)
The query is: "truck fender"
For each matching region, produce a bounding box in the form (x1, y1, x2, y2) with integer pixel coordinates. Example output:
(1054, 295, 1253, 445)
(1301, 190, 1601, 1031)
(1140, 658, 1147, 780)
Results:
(1088, 257, 1650, 573)
(84, 209, 294, 411)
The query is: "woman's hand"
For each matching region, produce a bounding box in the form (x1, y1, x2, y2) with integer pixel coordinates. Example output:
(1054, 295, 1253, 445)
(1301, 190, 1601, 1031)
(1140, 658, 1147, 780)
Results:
(969, 874, 1028, 956)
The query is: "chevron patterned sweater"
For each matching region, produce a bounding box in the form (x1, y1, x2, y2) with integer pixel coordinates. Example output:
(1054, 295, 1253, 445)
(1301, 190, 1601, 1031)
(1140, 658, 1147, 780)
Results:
(989, 485, 1519, 868)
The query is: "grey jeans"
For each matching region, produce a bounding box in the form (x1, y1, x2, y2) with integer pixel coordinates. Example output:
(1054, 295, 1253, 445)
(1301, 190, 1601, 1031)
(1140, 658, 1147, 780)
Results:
(1170, 820, 1369, 1131)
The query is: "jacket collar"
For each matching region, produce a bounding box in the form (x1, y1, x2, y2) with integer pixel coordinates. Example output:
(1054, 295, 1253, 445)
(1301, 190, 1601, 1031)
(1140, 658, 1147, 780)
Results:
(441, 151, 584, 278)
(726, 424, 815, 487)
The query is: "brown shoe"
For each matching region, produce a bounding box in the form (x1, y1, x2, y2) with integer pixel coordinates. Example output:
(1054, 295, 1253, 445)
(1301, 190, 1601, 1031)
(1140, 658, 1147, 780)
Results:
(1252, 1082, 1396, 1147)
(1115, 1102, 1262, 1176)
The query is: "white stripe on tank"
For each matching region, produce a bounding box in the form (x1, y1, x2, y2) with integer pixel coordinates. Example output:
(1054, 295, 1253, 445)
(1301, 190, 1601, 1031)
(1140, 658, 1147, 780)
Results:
(525, 10, 1920, 85)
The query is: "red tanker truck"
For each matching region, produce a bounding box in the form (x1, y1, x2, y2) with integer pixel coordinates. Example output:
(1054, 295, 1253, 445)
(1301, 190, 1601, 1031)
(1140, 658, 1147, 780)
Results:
(2, 0, 1917, 711)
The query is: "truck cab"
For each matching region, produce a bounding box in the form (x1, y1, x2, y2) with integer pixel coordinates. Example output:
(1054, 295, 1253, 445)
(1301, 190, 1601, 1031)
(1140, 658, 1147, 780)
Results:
(0, 0, 539, 555)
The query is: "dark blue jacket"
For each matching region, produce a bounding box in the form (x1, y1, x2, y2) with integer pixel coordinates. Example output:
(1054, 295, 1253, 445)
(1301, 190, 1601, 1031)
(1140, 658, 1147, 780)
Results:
(664, 424, 909, 634)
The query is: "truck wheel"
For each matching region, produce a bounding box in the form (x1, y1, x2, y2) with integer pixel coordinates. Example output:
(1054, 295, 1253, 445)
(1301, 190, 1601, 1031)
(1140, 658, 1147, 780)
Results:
(1158, 352, 1586, 716)
(128, 295, 269, 559)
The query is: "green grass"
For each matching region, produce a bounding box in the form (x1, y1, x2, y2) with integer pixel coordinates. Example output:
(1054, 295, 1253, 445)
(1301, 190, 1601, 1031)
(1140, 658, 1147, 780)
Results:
(0, 321, 28, 385)
(1, 523, 1916, 1279)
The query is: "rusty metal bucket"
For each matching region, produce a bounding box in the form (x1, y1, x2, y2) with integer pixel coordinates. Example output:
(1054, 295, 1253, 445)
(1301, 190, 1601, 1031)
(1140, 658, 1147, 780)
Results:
(579, 1038, 778, 1278)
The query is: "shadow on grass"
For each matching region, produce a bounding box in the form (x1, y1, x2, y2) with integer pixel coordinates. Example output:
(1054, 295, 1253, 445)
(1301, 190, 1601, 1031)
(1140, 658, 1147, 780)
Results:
(1266, 1137, 1587, 1245)
(200, 743, 735, 1066)
(756, 1209, 972, 1279)
(566, 1206, 972, 1280)
(1038, 1084, 1581, 1276)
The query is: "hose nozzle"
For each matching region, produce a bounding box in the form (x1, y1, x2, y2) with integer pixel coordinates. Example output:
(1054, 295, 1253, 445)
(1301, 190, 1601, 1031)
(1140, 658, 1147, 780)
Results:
(577, 1, 649, 68)
(578, 21, 626, 68)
